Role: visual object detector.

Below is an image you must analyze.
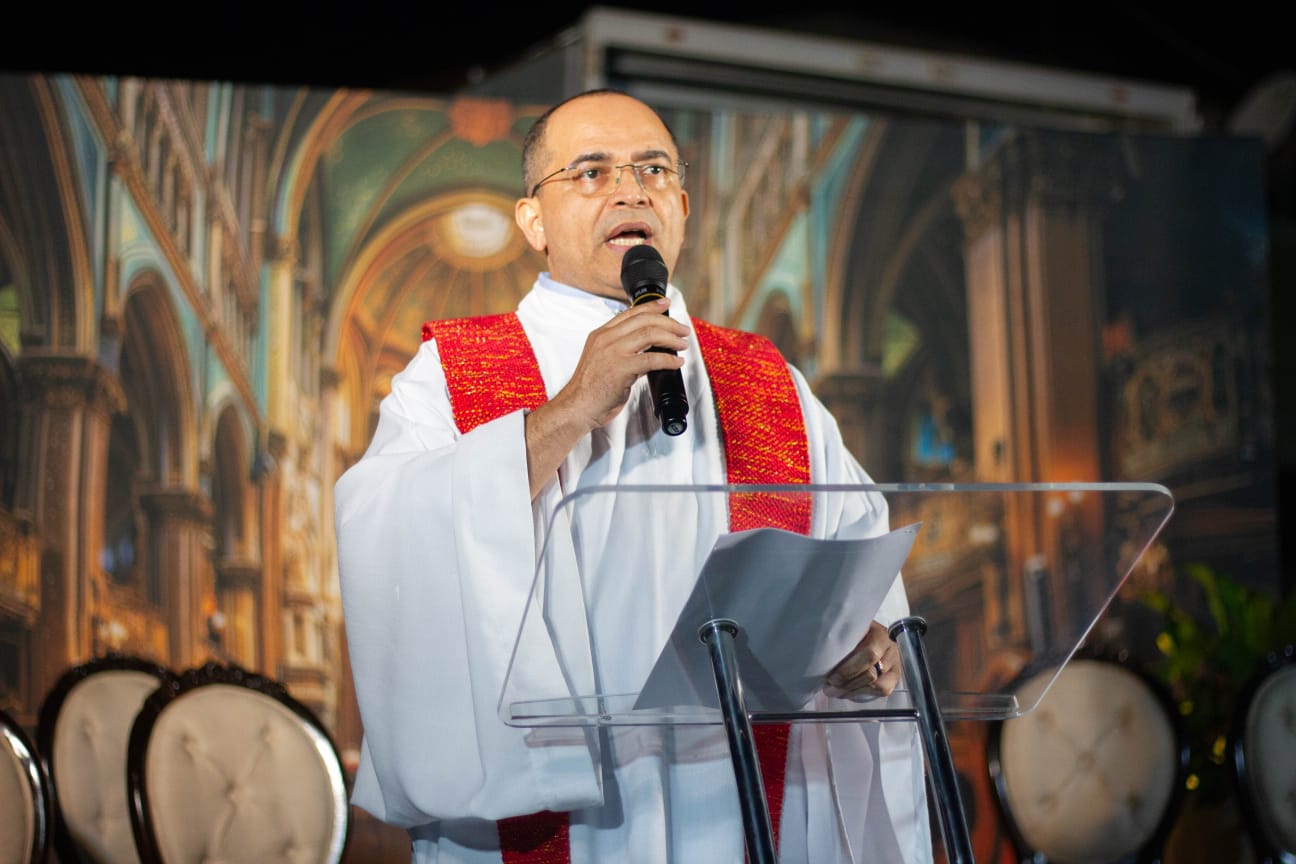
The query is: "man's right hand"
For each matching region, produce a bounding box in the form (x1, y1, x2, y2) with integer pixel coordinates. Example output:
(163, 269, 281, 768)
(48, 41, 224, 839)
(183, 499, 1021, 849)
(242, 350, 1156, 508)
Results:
(524, 298, 690, 499)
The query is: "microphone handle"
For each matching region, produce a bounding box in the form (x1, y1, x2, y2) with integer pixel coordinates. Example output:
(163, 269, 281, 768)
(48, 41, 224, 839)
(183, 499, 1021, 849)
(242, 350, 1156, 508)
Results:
(647, 361, 688, 437)
(627, 290, 688, 436)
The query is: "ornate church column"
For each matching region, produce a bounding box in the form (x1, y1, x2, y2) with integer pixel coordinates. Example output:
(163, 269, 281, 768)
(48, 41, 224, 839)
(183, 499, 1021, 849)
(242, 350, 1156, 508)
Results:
(952, 130, 1123, 647)
(814, 368, 888, 472)
(258, 430, 286, 679)
(139, 487, 212, 666)
(953, 130, 1123, 483)
(16, 355, 122, 698)
(213, 559, 260, 663)
(257, 238, 295, 681)
(266, 237, 295, 432)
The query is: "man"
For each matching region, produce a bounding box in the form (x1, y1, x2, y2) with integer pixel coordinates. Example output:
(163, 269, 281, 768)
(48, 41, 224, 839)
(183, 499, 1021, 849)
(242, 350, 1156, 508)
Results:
(334, 89, 931, 863)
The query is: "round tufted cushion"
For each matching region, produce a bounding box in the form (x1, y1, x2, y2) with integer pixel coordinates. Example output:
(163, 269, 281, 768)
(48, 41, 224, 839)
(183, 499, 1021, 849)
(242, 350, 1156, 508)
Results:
(52, 669, 162, 864)
(997, 659, 1178, 864)
(1, 721, 37, 864)
(142, 683, 346, 864)
(1242, 663, 1296, 854)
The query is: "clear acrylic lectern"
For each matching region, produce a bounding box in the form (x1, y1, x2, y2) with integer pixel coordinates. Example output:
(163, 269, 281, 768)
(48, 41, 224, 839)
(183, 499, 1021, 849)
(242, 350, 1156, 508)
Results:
(498, 482, 1174, 863)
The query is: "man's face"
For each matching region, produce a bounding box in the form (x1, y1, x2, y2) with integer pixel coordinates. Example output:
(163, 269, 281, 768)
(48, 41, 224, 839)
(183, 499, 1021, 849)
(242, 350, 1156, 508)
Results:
(516, 94, 690, 301)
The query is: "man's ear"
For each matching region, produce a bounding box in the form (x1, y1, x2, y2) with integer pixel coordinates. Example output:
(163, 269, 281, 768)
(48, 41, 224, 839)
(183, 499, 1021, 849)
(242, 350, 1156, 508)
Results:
(515, 197, 548, 254)
(681, 189, 690, 219)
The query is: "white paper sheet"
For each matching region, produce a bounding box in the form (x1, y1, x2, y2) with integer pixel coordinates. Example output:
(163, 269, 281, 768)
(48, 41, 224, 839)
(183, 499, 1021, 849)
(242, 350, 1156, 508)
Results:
(633, 522, 922, 712)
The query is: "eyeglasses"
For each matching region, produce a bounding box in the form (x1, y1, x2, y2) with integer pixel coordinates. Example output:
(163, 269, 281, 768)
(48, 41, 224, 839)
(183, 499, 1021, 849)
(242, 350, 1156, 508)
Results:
(530, 159, 687, 198)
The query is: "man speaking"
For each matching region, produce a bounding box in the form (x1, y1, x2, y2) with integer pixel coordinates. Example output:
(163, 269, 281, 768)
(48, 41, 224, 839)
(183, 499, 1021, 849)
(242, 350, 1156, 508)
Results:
(334, 88, 931, 864)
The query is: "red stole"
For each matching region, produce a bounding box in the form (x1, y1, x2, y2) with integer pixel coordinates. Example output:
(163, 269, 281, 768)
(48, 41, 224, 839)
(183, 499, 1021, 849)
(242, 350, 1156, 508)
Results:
(423, 312, 811, 863)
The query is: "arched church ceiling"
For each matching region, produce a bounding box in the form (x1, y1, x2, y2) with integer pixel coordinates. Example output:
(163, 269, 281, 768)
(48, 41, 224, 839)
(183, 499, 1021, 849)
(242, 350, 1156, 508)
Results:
(52, 78, 102, 282)
(119, 279, 197, 485)
(839, 120, 966, 369)
(295, 94, 548, 397)
(848, 121, 961, 285)
(890, 215, 968, 390)
(740, 212, 813, 341)
(264, 87, 337, 210)
(115, 202, 206, 368)
(267, 88, 337, 147)
(339, 189, 543, 376)
(0, 75, 91, 350)
(301, 96, 536, 291)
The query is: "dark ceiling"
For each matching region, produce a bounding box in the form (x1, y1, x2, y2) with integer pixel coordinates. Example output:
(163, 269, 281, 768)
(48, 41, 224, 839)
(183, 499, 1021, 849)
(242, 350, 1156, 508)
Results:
(6, 2, 1291, 128)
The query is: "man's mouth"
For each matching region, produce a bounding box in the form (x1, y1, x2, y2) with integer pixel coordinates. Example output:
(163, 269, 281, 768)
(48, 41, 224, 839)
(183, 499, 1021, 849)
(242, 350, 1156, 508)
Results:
(606, 225, 651, 247)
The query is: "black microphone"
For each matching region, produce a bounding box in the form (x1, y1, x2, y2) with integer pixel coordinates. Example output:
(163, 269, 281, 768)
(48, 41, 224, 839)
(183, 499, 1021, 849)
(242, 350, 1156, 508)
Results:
(620, 245, 688, 436)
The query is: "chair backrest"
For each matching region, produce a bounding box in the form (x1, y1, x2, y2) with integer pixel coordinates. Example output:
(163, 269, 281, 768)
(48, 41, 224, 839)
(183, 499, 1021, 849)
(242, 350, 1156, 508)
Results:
(37, 654, 176, 864)
(986, 653, 1188, 864)
(1230, 645, 1296, 864)
(1, 707, 52, 864)
(126, 662, 350, 864)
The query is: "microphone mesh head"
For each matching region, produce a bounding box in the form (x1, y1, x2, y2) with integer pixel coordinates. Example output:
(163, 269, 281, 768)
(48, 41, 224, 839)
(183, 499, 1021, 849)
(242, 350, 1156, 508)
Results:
(621, 245, 668, 304)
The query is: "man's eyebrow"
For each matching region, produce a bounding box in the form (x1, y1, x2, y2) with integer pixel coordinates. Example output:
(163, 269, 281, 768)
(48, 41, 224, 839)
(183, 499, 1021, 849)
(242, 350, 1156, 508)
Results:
(565, 149, 673, 165)
(566, 151, 611, 165)
(633, 149, 672, 162)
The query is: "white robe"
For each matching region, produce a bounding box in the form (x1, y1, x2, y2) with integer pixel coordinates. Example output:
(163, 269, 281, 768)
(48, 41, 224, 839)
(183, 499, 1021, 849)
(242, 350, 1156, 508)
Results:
(334, 275, 933, 863)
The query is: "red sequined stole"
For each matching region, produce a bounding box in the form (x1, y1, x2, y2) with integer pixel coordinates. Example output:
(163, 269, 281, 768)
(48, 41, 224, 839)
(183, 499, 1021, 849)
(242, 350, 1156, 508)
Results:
(422, 315, 548, 432)
(427, 312, 811, 862)
(692, 317, 810, 854)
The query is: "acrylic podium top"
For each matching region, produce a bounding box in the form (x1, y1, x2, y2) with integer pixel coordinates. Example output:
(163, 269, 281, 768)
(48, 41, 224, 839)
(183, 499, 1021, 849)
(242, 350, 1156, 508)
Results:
(499, 482, 1174, 728)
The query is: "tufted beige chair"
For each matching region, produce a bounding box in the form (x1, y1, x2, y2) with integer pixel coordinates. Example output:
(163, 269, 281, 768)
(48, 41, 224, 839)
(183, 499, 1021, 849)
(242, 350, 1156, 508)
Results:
(986, 654, 1187, 864)
(1230, 645, 1296, 864)
(1, 707, 52, 864)
(37, 654, 176, 864)
(126, 662, 350, 864)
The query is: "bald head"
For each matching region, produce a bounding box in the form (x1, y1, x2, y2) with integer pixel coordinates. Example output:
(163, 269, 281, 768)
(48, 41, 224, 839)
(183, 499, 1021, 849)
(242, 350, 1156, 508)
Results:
(521, 89, 681, 197)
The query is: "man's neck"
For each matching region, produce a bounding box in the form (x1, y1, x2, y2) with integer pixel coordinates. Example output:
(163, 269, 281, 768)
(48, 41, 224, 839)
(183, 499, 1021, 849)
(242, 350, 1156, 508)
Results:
(537, 272, 628, 313)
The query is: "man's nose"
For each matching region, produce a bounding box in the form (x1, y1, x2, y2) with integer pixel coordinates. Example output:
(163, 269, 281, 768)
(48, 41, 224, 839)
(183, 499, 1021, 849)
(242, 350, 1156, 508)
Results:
(611, 164, 649, 202)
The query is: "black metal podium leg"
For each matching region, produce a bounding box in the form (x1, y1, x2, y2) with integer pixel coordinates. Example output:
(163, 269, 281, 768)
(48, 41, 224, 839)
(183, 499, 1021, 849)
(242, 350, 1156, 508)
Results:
(890, 616, 974, 864)
(700, 618, 777, 864)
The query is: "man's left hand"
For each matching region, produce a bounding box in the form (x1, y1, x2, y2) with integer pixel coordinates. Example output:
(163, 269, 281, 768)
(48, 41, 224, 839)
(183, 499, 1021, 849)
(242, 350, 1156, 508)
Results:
(824, 620, 901, 697)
